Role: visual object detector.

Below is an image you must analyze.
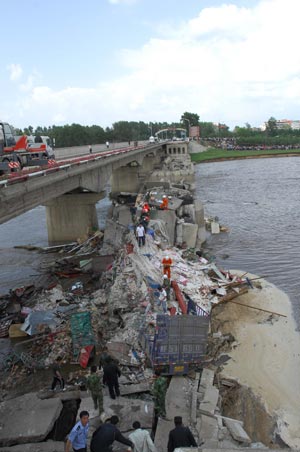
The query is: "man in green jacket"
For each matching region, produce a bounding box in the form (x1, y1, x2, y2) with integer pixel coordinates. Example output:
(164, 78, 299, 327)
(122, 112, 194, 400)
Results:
(86, 366, 103, 415)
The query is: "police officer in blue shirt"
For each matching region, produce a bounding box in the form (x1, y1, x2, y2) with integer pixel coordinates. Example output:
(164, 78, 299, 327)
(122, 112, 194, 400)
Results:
(66, 410, 89, 452)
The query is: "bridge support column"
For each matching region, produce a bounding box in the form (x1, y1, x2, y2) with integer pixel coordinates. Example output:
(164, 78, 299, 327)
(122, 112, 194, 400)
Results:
(111, 166, 140, 195)
(45, 192, 105, 244)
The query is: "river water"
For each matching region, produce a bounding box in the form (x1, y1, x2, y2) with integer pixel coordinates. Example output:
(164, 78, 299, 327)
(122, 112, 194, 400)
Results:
(0, 157, 299, 326)
(194, 157, 300, 328)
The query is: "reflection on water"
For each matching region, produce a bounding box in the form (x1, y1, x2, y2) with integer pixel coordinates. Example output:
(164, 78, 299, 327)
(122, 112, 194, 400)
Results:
(195, 157, 300, 328)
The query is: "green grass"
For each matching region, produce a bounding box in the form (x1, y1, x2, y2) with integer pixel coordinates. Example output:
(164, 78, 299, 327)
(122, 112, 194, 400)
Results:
(191, 147, 300, 163)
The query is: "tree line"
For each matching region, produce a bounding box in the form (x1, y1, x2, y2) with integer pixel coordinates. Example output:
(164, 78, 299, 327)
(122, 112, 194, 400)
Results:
(13, 114, 300, 147)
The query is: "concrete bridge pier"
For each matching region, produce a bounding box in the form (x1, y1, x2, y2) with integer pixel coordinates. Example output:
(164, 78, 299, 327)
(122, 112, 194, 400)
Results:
(111, 165, 141, 195)
(45, 192, 105, 244)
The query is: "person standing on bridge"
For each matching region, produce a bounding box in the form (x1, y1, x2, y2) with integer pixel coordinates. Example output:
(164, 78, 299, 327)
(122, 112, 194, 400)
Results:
(106, 141, 110, 149)
(89, 145, 92, 154)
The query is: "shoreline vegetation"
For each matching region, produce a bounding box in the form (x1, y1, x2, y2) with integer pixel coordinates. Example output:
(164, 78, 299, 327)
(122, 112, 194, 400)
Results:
(191, 147, 300, 163)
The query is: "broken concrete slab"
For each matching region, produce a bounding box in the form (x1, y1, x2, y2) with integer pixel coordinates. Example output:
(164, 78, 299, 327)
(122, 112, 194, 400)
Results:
(224, 418, 251, 444)
(119, 382, 150, 396)
(167, 197, 183, 211)
(150, 210, 177, 245)
(0, 393, 63, 446)
(0, 440, 65, 451)
(199, 369, 215, 395)
(165, 376, 192, 424)
(198, 414, 219, 441)
(154, 417, 173, 452)
(191, 373, 200, 424)
(106, 341, 132, 365)
(199, 386, 219, 416)
(182, 223, 198, 248)
(78, 395, 100, 420)
(113, 205, 132, 226)
(38, 390, 81, 401)
(101, 396, 154, 432)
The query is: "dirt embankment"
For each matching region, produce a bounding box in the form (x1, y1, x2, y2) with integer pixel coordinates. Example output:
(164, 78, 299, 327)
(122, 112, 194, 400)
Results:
(210, 274, 300, 449)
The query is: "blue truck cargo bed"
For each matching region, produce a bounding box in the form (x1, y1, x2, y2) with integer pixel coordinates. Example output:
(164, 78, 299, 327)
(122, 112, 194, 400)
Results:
(139, 314, 210, 375)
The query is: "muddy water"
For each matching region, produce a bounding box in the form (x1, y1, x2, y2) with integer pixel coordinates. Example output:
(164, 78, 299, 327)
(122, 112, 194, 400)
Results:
(0, 157, 299, 328)
(194, 157, 300, 328)
(0, 197, 111, 295)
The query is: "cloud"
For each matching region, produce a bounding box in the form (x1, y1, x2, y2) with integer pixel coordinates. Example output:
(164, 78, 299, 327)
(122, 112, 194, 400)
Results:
(10, 0, 300, 128)
(7, 63, 23, 81)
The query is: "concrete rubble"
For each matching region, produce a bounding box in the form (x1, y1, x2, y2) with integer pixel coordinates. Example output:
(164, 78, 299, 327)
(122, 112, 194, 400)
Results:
(0, 148, 283, 450)
(0, 393, 63, 446)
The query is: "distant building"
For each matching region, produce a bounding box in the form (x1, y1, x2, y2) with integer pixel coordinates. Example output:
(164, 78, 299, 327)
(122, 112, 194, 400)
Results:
(261, 119, 300, 131)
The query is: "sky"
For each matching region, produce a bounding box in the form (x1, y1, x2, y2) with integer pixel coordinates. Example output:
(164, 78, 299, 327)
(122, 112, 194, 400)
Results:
(1, 0, 300, 130)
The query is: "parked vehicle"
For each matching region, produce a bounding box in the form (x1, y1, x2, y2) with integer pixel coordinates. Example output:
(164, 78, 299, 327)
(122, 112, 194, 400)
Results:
(27, 135, 55, 159)
(139, 314, 209, 375)
(0, 122, 52, 175)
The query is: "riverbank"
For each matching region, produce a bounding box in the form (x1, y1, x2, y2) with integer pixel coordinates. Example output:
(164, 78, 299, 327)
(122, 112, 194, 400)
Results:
(191, 147, 300, 163)
(212, 272, 300, 449)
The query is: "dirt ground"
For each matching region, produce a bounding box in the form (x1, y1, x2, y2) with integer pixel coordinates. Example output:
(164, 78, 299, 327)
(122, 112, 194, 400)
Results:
(210, 273, 300, 449)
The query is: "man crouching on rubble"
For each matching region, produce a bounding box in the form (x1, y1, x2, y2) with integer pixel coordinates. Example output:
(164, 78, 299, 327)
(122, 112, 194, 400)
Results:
(90, 415, 133, 452)
(65, 410, 89, 452)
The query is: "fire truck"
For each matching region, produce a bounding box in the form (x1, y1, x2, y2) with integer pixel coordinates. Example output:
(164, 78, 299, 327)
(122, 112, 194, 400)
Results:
(0, 122, 52, 175)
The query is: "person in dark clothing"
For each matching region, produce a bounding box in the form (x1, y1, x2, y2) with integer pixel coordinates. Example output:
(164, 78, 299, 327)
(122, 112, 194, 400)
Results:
(98, 348, 111, 370)
(103, 358, 121, 399)
(34, 134, 43, 143)
(51, 358, 65, 391)
(90, 415, 133, 452)
(167, 416, 197, 452)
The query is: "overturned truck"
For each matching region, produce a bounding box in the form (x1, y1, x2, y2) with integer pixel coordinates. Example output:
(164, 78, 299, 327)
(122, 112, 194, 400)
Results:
(140, 314, 209, 375)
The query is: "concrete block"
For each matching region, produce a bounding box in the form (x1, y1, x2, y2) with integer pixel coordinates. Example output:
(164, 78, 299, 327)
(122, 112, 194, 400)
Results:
(150, 210, 177, 244)
(0, 441, 65, 451)
(199, 369, 215, 394)
(182, 204, 196, 222)
(196, 226, 206, 247)
(199, 415, 219, 440)
(175, 222, 183, 245)
(194, 199, 205, 227)
(113, 205, 132, 226)
(224, 418, 251, 444)
(199, 386, 219, 416)
(154, 418, 173, 452)
(182, 223, 198, 248)
(102, 219, 126, 251)
(0, 393, 63, 446)
(211, 221, 220, 234)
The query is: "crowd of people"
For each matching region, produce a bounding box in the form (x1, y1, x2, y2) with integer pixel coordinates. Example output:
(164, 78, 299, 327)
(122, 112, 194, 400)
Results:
(203, 137, 300, 151)
(133, 195, 169, 249)
(59, 350, 200, 451)
(65, 411, 199, 452)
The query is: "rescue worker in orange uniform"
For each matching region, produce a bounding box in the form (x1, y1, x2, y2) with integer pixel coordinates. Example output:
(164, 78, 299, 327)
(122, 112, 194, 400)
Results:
(162, 255, 172, 279)
(142, 202, 150, 214)
(160, 195, 169, 210)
